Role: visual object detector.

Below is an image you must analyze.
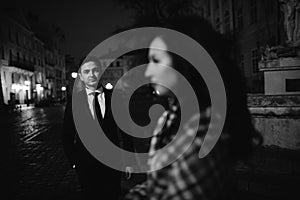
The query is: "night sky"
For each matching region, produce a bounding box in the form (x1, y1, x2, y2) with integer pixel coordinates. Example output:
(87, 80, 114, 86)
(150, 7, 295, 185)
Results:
(17, 0, 133, 64)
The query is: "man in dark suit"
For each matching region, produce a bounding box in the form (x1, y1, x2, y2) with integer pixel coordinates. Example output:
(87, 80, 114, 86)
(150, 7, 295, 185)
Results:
(62, 56, 135, 199)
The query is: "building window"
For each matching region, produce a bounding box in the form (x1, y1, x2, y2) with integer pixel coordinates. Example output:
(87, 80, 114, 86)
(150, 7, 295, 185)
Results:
(224, 10, 230, 33)
(56, 69, 62, 78)
(239, 54, 244, 70)
(215, 17, 221, 32)
(256, 41, 261, 49)
(250, 0, 258, 24)
(16, 32, 19, 45)
(237, 8, 243, 31)
(207, 0, 211, 16)
(199, 7, 204, 18)
(33, 42, 36, 51)
(23, 35, 26, 47)
(9, 50, 13, 60)
(269, 34, 276, 46)
(8, 28, 13, 42)
(1, 47, 5, 59)
(28, 38, 31, 49)
(23, 36, 26, 48)
(265, 0, 274, 16)
(115, 60, 121, 67)
(251, 49, 259, 73)
(214, 0, 219, 10)
(286, 79, 300, 92)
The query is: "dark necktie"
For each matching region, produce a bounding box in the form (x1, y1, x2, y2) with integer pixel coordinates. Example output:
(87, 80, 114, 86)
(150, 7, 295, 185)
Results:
(94, 92, 103, 123)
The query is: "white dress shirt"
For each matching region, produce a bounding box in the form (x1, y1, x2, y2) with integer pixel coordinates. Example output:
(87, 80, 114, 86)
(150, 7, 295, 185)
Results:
(85, 87, 105, 119)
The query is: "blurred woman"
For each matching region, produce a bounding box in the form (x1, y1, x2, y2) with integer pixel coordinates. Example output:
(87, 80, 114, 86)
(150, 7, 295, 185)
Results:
(124, 16, 261, 200)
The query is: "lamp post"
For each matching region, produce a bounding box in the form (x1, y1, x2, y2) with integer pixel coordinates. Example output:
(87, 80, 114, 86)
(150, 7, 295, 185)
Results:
(61, 86, 66, 103)
(65, 72, 78, 101)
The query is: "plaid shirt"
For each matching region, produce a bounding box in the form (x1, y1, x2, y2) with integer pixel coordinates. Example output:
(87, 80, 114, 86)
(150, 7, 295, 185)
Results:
(124, 104, 235, 200)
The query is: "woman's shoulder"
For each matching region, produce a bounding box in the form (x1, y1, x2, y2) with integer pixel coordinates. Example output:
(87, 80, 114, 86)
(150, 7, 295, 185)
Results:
(173, 106, 230, 159)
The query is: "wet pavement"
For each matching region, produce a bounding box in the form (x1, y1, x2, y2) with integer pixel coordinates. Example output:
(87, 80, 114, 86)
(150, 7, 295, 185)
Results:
(1, 105, 81, 199)
(1, 105, 146, 200)
(1, 104, 299, 200)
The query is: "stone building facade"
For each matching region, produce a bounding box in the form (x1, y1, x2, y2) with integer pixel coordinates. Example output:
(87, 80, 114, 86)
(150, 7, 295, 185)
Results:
(0, 10, 66, 106)
(196, 0, 282, 93)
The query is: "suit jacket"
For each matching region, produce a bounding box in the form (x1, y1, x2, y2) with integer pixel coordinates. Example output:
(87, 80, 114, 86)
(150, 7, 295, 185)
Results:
(62, 86, 135, 173)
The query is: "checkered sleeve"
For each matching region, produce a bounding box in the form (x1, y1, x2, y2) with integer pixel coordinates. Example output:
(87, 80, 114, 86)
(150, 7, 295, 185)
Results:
(164, 138, 222, 200)
(124, 108, 232, 200)
(124, 167, 171, 200)
(124, 181, 149, 200)
(162, 110, 231, 200)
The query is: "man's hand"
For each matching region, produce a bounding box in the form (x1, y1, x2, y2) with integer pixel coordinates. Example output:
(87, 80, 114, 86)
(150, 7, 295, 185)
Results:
(125, 166, 133, 180)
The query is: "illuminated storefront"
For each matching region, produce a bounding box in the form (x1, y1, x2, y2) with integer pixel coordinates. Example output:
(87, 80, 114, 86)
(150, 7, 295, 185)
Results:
(1, 65, 33, 105)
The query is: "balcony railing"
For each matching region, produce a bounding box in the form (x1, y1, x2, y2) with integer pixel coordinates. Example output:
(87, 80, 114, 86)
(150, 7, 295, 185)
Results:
(9, 56, 34, 71)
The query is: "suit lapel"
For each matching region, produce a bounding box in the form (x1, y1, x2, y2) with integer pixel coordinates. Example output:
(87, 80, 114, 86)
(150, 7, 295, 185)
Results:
(78, 89, 95, 121)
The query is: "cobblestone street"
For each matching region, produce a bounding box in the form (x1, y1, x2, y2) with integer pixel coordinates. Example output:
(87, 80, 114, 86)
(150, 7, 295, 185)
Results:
(1, 105, 83, 199)
(1, 105, 146, 200)
(1, 104, 299, 200)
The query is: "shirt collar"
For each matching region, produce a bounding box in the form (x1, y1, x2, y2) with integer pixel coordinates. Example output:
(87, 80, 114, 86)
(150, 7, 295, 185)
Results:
(85, 86, 103, 96)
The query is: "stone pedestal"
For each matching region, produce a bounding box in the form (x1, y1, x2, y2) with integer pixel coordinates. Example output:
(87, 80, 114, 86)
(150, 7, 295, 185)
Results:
(259, 57, 300, 95)
(248, 95, 300, 150)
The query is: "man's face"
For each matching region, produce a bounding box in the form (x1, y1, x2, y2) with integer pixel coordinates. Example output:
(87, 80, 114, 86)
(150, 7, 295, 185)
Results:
(79, 61, 101, 89)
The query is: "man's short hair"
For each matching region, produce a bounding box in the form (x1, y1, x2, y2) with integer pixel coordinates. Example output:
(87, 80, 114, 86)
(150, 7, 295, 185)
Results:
(79, 56, 101, 72)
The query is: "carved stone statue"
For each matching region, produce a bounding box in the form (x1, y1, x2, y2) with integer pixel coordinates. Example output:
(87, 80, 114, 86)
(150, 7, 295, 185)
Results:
(260, 45, 298, 61)
(280, 0, 300, 47)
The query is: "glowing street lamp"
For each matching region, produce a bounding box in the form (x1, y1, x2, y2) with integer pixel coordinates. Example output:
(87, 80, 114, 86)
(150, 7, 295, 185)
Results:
(71, 72, 77, 79)
(105, 83, 113, 90)
(61, 86, 66, 91)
